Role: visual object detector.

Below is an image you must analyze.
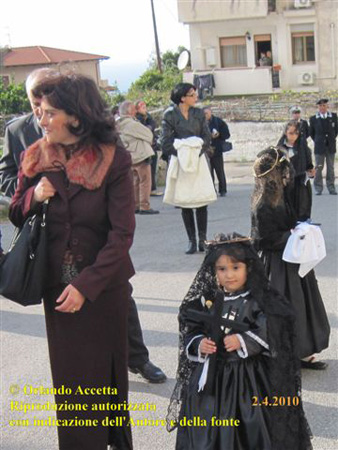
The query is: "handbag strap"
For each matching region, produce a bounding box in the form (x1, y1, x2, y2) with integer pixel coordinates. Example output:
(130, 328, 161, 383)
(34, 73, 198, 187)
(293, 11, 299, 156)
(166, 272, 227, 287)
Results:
(41, 199, 49, 227)
(8, 199, 49, 254)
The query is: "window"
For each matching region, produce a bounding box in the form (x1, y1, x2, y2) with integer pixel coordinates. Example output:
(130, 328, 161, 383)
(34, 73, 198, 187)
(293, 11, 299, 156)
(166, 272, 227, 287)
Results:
(254, 34, 272, 66)
(268, 0, 276, 12)
(220, 37, 247, 68)
(292, 32, 315, 63)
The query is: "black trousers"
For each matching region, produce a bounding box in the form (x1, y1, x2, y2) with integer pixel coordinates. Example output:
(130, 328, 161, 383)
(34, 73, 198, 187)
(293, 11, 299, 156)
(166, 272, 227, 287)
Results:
(210, 154, 226, 194)
(151, 153, 158, 191)
(128, 283, 149, 368)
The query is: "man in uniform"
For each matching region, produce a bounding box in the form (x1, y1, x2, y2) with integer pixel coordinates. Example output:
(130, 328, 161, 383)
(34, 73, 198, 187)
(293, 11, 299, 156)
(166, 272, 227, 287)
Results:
(290, 105, 309, 141)
(309, 98, 337, 195)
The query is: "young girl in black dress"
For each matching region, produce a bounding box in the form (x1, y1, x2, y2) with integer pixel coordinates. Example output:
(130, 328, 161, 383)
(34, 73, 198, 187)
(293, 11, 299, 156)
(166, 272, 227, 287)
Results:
(251, 147, 330, 369)
(168, 233, 312, 450)
(277, 120, 315, 221)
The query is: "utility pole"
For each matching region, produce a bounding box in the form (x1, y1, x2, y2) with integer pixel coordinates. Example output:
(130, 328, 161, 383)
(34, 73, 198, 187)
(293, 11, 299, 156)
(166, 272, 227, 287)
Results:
(150, 0, 162, 73)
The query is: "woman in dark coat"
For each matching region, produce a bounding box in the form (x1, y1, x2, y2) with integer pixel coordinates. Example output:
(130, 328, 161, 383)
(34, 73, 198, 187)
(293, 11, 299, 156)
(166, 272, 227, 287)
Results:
(251, 147, 330, 370)
(277, 120, 315, 221)
(161, 83, 211, 254)
(9, 73, 135, 450)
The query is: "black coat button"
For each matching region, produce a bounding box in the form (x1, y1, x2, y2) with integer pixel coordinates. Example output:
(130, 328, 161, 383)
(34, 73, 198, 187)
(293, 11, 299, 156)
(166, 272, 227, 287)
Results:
(72, 238, 79, 245)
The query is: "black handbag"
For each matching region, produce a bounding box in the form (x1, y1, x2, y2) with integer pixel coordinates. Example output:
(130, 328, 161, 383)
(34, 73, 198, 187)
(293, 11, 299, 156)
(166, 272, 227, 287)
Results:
(0, 201, 48, 306)
(221, 141, 233, 153)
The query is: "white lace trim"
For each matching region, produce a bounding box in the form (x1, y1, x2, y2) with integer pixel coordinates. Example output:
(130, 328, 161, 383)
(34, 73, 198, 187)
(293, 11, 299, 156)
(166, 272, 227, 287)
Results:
(245, 330, 269, 350)
(186, 334, 207, 363)
(236, 333, 248, 358)
(223, 290, 250, 301)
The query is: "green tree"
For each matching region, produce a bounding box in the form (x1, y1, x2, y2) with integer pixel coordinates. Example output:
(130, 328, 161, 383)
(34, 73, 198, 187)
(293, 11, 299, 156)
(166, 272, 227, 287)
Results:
(127, 47, 187, 107)
(0, 80, 30, 114)
(99, 87, 125, 108)
(149, 46, 188, 72)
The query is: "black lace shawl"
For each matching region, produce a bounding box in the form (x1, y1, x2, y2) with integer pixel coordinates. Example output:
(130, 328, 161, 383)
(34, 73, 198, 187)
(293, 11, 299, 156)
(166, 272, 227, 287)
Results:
(167, 239, 313, 450)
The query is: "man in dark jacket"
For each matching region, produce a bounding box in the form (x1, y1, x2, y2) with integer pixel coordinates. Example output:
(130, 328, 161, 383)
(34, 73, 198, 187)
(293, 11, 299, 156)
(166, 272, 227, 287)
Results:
(0, 68, 47, 196)
(309, 98, 338, 195)
(0, 68, 166, 383)
(204, 107, 230, 196)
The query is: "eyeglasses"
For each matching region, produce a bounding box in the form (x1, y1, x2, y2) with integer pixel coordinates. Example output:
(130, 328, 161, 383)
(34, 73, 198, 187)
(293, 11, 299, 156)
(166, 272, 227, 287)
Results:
(185, 92, 197, 97)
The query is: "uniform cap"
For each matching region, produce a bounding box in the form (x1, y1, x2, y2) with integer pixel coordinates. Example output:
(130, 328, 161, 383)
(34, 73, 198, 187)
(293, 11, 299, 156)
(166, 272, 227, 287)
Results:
(290, 106, 301, 113)
(316, 98, 329, 105)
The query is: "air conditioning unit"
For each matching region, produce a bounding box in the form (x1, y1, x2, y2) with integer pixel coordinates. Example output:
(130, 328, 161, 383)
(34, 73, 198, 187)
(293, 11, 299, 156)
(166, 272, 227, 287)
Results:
(294, 0, 312, 8)
(298, 72, 315, 85)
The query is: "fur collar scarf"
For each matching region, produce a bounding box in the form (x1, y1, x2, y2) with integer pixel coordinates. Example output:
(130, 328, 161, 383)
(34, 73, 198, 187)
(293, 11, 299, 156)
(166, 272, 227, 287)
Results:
(22, 137, 116, 190)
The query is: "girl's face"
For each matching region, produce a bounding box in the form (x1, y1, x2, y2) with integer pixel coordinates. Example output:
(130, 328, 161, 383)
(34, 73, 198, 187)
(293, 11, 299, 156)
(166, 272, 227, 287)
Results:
(39, 97, 80, 145)
(285, 125, 299, 146)
(215, 255, 247, 293)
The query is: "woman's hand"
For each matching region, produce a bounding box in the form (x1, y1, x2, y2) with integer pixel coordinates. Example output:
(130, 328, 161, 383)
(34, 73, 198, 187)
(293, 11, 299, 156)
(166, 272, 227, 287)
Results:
(33, 176, 56, 203)
(199, 337, 217, 355)
(55, 284, 86, 313)
(224, 334, 241, 352)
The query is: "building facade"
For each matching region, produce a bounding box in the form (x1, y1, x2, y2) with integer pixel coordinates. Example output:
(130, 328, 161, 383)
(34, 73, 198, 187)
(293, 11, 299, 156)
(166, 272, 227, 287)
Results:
(0, 46, 109, 87)
(178, 0, 338, 96)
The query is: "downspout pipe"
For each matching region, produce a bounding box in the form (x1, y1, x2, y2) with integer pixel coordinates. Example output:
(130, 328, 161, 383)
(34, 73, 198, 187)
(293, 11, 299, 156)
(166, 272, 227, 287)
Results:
(316, 22, 336, 80)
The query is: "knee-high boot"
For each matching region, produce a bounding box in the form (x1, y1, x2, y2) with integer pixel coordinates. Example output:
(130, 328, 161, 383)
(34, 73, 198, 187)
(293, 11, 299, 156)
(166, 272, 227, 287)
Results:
(181, 208, 197, 254)
(196, 206, 207, 252)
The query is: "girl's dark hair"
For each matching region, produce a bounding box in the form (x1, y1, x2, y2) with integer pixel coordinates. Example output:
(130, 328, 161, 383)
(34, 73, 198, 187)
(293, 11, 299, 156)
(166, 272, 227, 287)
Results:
(33, 73, 118, 145)
(283, 119, 300, 136)
(204, 233, 268, 299)
(277, 120, 301, 148)
(170, 83, 196, 105)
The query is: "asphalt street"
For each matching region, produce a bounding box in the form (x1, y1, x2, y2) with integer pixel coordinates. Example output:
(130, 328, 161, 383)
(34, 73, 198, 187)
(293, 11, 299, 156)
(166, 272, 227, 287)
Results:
(0, 162, 337, 450)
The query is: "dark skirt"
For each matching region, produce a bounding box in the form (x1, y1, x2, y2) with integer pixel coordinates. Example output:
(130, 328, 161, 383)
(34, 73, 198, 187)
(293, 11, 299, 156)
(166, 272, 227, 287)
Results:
(292, 177, 312, 221)
(263, 250, 330, 358)
(176, 357, 272, 450)
(43, 284, 132, 450)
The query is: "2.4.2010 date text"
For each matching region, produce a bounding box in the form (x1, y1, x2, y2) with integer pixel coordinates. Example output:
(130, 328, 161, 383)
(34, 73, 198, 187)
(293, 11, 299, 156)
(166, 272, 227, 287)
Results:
(252, 396, 300, 407)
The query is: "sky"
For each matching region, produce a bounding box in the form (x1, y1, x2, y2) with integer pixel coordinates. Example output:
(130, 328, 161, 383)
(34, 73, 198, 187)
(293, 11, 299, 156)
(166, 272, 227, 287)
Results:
(0, 0, 190, 92)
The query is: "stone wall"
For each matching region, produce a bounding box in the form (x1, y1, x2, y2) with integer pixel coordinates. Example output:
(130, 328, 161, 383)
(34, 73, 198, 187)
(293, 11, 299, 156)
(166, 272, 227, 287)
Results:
(0, 113, 286, 162)
(222, 121, 287, 162)
(2, 90, 337, 162)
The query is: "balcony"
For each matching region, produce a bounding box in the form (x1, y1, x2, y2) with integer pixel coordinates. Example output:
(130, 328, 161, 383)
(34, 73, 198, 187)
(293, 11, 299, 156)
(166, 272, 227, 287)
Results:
(177, 0, 269, 24)
(183, 67, 277, 96)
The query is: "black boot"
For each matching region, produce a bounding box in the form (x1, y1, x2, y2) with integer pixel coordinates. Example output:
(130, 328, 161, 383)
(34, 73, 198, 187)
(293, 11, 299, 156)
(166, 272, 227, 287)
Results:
(198, 238, 206, 252)
(186, 239, 197, 254)
(182, 208, 197, 255)
(196, 206, 207, 252)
